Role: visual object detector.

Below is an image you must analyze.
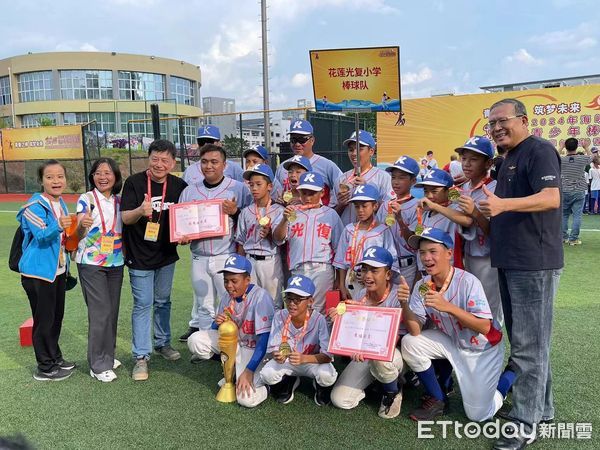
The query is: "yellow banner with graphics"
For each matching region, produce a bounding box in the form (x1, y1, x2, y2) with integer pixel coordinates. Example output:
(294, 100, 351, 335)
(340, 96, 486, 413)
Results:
(1, 125, 84, 160)
(310, 47, 401, 112)
(377, 84, 600, 165)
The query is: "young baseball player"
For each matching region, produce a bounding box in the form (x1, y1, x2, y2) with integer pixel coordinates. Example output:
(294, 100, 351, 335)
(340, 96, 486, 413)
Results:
(178, 144, 253, 342)
(187, 255, 274, 408)
(273, 172, 343, 314)
(376, 156, 421, 288)
(452, 136, 503, 325)
(260, 275, 337, 405)
(183, 125, 244, 185)
(329, 246, 405, 419)
(330, 130, 396, 225)
(243, 145, 269, 168)
(399, 228, 515, 422)
(272, 155, 313, 205)
(410, 168, 475, 273)
(333, 184, 399, 300)
(235, 164, 285, 308)
(274, 120, 343, 205)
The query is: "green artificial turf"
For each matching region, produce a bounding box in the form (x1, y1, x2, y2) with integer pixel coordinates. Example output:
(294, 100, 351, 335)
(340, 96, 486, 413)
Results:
(0, 207, 598, 449)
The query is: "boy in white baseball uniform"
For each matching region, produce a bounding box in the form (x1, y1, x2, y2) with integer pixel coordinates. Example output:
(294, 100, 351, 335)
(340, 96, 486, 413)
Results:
(235, 164, 285, 308)
(333, 184, 398, 300)
(329, 246, 405, 419)
(178, 144, 252, 342)
(187, 255, 274, 408)
(273, 172, 343, 314)
(400, 228, 515, 422)
(330, 130, 396, 225)
(272, 155, 313, 205)
(260, 275, 337, 406)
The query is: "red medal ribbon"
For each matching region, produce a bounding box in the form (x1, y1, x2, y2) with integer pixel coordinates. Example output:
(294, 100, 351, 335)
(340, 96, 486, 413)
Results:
(146, 170, 168, 223)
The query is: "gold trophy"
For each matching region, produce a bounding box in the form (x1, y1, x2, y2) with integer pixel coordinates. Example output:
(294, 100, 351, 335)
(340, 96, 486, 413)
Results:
(216, 317, 238, 403)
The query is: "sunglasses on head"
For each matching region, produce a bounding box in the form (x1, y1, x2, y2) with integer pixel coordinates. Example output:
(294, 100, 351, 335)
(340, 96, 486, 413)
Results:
(290, 135, 312, 144)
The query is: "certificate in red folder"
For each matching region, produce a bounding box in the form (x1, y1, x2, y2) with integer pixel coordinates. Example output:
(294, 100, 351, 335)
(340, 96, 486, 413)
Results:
(328, 304, 402, 362)
(169, 200, 229, 242)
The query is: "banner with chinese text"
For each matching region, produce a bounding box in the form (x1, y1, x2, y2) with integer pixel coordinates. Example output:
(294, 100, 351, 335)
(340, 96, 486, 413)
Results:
(0, 125, 84, 160)
(376, 84, 600, 164)
(310, 46, 401, 112)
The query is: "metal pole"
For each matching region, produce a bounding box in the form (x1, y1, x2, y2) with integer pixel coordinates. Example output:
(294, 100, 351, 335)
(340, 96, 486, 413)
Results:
(1, 138, 8, 193)
(261, 0, 271, 151)
(354, 112, 360, 177)
(127, 122, 133, 176)
(239, 113, 244, 168)
(7, 67, 16, 127)
(178, 117, 185, 172)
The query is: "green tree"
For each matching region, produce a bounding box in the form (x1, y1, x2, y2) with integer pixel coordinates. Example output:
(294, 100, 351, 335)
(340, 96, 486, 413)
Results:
(0, 117, 12, 128)
(222, 134, 250, 159)
(38, 116, 56, 127)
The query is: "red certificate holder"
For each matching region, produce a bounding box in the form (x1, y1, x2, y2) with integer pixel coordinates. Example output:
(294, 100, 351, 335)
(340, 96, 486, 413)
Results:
(328, 304, 402, 362)
(169, 200, 229, 242)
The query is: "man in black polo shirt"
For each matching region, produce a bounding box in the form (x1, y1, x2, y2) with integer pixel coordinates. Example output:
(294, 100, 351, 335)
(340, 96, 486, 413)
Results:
(479, 98, 563, 450)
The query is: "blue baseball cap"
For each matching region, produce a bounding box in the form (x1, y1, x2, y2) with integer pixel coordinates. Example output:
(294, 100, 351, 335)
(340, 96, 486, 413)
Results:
(343, 130, 376, 148)
(357, 246, 394, 268)
(217, 254, 253, 275)
(289, 120, 314, 135)
(283, 275, 316, 297)
(243, 145, 269, 161)
(282, 155, 313, 171)
(455, 135, 494, 159)
(243, 163, 274, 182)
(415, 168, 454, 188)
(408, 227, 454, 250)
(349, 184, 380, 202)
(297, 172, 324, 191)
(197, 125, 221, 141)
(386, 155, 420, 176)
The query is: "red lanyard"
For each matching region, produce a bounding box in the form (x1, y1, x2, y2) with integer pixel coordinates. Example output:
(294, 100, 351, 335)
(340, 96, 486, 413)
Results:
(347, 284, 391, 306)
(431, 267, 455, 295)
(349, 219, 377, 268)
(345, 166, 372, 184)
(255, 198, 272, 222)
(146, 171, 167, 223)
(294, 203, 321, 213)
(464, 177, 492, 195)
(416, 206, 423, 226)
(281, 311, 310, 350)
(92, 190, 117, 235)
(225, 290, 249, 319)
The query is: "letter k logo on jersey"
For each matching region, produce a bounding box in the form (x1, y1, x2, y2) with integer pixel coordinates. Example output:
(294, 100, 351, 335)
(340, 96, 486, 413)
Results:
(290, 277, 302, 287)
(225, 256, 237, 266)
(364, 248, 377, 259)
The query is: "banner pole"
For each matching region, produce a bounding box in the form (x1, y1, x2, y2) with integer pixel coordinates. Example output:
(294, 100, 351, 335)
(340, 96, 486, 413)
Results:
(354, 112, 360, 177)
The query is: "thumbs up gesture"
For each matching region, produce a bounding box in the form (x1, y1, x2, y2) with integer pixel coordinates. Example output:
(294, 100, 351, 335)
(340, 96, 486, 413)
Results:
(80, 208, 94, 228)
(479, 185, 504, 218)
(397, 275, 411, 306)
(141, 193, 153, 217)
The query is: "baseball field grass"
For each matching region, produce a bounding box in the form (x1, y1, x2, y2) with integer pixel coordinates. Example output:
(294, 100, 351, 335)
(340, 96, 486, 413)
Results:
(0, 202, 598, 449)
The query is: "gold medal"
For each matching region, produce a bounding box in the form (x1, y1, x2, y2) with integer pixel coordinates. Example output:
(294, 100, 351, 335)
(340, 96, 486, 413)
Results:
(282, 191, 293, 203)
(336, 302, 347, 315)
(415, 224, 424, 235)
(418, 283, 430, 298)
(259, 216, 270, 227)
(288, 209, 297, 223)
(279, 341, 292, 358)
(339, 183, 351, 194)
(385, 214, 396, 226)
(448, 187, 461, 202)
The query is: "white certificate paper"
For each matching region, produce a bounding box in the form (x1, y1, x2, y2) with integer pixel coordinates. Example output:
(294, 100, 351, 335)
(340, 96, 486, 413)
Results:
(169, 200, 229, 242)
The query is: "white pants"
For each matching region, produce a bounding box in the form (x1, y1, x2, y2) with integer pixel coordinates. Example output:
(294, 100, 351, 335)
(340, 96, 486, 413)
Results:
(260, 358, 338, 387)
(248, 255, 284, 309)
(292, 262, 335, 314)
(187, 329, 268, 408)
(331, 348, 404, 410)
(464, 254, 504, 326)
(190, 254, 229, 329)
(401, 330, 504, 422)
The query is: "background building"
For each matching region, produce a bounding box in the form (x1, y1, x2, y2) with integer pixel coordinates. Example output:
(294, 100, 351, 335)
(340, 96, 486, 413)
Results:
(237, 117, 290, 151)
(201, 96, 236, 138)
(0, 51, 202, 144)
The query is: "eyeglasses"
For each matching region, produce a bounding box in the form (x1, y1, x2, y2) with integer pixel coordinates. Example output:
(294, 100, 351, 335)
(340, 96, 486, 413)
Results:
(487, 115, 524, 129)
(284, 295, 310, 305)
(290, 135, 312, 145)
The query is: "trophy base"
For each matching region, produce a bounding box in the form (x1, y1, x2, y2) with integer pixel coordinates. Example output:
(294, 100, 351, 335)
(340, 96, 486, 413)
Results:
(216, 382, 237, 403)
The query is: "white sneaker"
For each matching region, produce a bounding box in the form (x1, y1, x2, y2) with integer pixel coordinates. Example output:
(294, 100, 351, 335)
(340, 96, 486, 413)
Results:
(90, 369, 117, 382)
(113, 359, 122, 369)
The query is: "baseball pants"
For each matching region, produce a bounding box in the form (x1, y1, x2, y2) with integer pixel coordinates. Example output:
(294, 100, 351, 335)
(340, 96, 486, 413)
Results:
(247, 255, 284, 309)
(187, 329, 268, 408)
(190, 254, 229, 329)
(292, 262, 334, 314)
(330, 348, 404, 410)
(401, 329, 505, 422)
(464, 254, 504, 326)
(260, 358, 338, 387)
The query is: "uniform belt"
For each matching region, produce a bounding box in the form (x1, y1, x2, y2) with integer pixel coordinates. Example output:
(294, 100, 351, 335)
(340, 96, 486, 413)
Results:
(399, 256, 415, 267)
(247, 254, 274, 261)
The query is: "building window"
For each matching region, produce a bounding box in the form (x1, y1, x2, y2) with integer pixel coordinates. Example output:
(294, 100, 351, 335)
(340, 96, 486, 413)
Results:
(118, 71, 165, 101)
(169, 76, 195, 106)
(21, 113, 57, 127)
(60, 70, 113, 100)
(0, 76, 11, 105)
(170, 117, 197, 145)
(120, 112, 167, 136)
(63, 112, 116, 132)
(18, 71, 53, 102)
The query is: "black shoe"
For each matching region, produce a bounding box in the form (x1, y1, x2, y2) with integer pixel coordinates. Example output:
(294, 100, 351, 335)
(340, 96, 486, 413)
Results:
(404, 370, 421, 389)
(179, 327, 199, 342)
(409, 397, 448, 421)
(33, 368, 74, 381)
(495, 399, 513, 421)
(493, 434, 533, 450)
(57, 359, 76, 371)
(275, 376, 300, 404)
(313, 380, 332, 406)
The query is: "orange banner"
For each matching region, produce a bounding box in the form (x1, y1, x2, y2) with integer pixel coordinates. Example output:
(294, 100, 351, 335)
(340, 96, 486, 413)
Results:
(377, 84, 600, 165)
(0, 125, 84, 160)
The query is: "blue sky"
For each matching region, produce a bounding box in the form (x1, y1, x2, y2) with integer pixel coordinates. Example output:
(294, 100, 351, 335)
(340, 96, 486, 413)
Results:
(2, 0, 600, 110)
